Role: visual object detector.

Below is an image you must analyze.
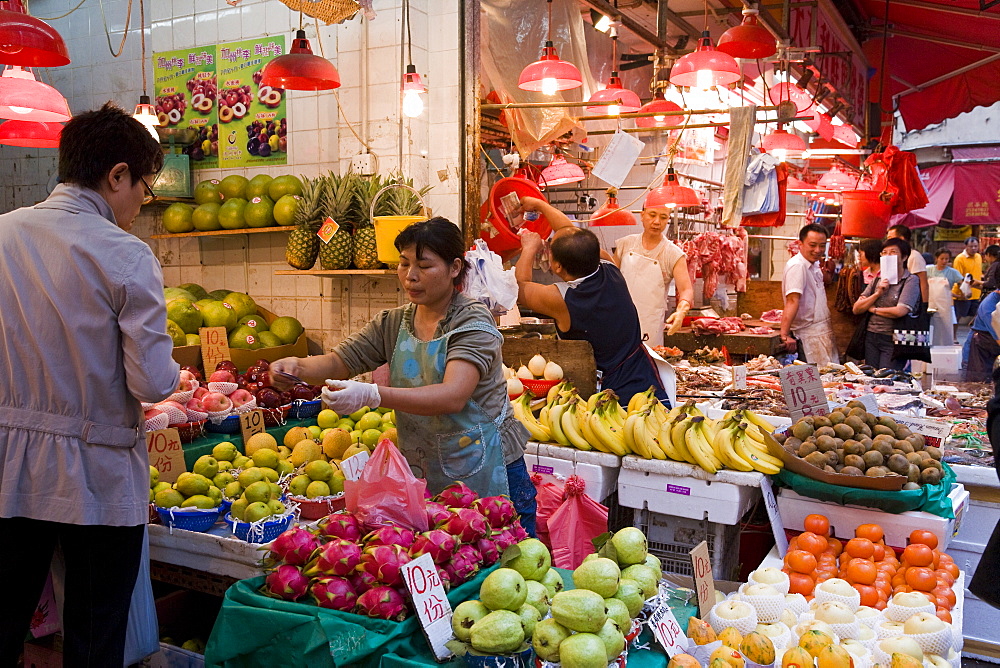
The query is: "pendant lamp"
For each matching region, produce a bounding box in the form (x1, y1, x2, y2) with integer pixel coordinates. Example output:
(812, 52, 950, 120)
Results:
(261, 29, 340, 91)
(539, 153, 585, 188)
(591, 189, 636, 226)
(401, 65, 425, 118)
(717, 8, 776, 59)
(832, 124, 859, 148)
(132, 1, 159, 140)
(804, 112, 835, 141)
(0, 2, 70, 67)
(0, 118, 59, 147)
(669, 31, 741, 89)
(761, 127, 806, 161)
(768, 81, 812, 114)
(645, 168, 700, 209)
(586, 30, 640, 114)
(0, 65, 70, 122)
(635, 89, 683, 128)
(818, 166, 855, 190)
(518, 0, 582, 94)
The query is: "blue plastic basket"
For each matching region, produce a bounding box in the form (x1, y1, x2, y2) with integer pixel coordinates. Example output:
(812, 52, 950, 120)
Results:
(204, 414, 241, 434)
(288, 399, 322, 419)
(220, 497, 233, 514)
(156, 506, 222, 532)
(462, 647, 533, 667)
(224, 512, 294, 543)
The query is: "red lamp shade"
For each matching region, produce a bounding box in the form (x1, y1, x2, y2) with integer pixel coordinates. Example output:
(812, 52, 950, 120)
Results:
(591, 192, 636, 226)
(818, 166, 856, 190)
(635, 90, 683, 128)
(0, 119, 59, 146)
(0, 7, 70, 67)
(586, 75, 641, 114)
(402, 65, 424, 93)
(260, 30, 340, 91)
(804, 112, 835, 141)
(768, 82, 813, 114)
(645, 169, 701, 209)
(717, 10, 776, 59)
(518, 42, 582, 94)
(540, 154, 585, 187)
(669, 31, 741, 88)
(832, 124, 859, 148)
(761, 127, 806, 159)
(0, 66, 70, 122)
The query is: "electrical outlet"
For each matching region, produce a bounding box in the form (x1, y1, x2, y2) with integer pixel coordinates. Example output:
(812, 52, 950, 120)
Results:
(351, 153, 375, 175)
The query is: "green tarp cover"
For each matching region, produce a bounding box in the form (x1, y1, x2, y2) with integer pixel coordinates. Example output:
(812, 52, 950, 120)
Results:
(775, 461, 956, 517)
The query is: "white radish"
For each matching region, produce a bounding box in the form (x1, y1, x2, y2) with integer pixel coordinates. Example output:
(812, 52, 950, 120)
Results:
(507, 377, 524, 396)
(502, 364, 514, 380)
(542, 361, 564, 381)
(515, 365, 533, 380)
(527, 354, 547, 378)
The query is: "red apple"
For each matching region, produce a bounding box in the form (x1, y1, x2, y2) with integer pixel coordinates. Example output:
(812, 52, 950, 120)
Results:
(185, 397, 205, 412)
(254, 359, 270, 370)
(144, 408, 164, 420)
(216, 360, 238, 373)
(290, 384, 315, 401)
(229, 389, 255, 407)
(177, 369, 198, 391)
(180, 365, 203, 381)
(193, 386, 209, 400)
(201, 392, 233, 413)
(209, 369, 237, 384)
(255, 387, 282, 408)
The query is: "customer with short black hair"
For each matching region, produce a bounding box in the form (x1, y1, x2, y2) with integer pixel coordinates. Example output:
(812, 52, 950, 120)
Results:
(780, 224, 839, 366)
(0, 103, 179, 665)
(887, 224, 928, 301)
(954, 236, 984, 323)
(853, 237, 922, 369)
(981, 244, 1000, 293)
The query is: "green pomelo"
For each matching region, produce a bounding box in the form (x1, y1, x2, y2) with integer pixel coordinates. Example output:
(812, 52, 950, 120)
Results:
(162, 202, 194, 233)
(191, 202, 222, 231)
(268, 316, 303, 344)
(468, 610, 525, 655)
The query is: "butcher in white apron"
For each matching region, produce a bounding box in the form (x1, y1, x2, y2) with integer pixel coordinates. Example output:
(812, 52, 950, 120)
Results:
(613, 193, 694, 347)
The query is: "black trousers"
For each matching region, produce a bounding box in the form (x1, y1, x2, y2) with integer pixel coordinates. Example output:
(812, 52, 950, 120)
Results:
(0, 518, 145, 668)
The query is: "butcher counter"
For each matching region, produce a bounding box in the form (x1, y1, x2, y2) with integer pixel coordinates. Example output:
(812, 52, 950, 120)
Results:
(661, 320, 783, 360)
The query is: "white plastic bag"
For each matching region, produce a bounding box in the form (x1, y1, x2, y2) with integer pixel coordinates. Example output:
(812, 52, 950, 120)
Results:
(463, 239, 518, 316)
(960, 275, 973, 299)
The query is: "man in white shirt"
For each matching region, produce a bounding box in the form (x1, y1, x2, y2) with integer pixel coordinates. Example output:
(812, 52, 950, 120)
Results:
(887, 224, 928, 302)
(780, 224, 840, 366)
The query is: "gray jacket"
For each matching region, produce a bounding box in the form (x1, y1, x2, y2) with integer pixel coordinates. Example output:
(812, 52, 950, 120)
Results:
(0, 184, 179, 526)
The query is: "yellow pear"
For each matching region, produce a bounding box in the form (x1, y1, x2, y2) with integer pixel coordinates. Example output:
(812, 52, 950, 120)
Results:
(289, 439, 323, 467)
(321, 428, 353, 460)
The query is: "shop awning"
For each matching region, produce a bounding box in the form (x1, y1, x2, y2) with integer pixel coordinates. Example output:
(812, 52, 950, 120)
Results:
(890, 164, 953, 229)
(855, 0, 1000, 132)
(953, 162, 1000, 225)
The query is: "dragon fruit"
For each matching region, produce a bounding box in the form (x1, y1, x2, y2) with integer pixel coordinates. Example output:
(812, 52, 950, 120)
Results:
(441, 507, 489, 543)
(359, 544, 411, 587)
(363, 525, 416, 550)
(409, 529, 459, 565)
(433, 481, 477, 508)
(316, 510, 364, 542)
(356, 586, 408, 621)
(473, 495, 517, 529)
(492, 528, 517, 552)
(268, 527, 321, 566)
(310, 576, 358, 611)
(509, 521, 529, 542)
(476, 537, 500, 566)
(455, 543, 482, 566)
(264, 564, 310, 601)
(436, 567, 453, 592)
(444, 553, 479, 585)
(304, 539, 362, 577)
(350, 569, 378, 595)
(425, 501, 452, 527)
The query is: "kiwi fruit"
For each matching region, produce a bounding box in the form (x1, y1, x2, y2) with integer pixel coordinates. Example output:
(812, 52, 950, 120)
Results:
(894, 426, 913, 439)
(834, 464, 845, 473)
(773, 432, 788, 444)
(903, 482, 920, 490)
(874, 441, 894, 458)
(907, 464, 921, 483)
(864, 413, 877, 428)
(877, 416, 899, 430)
(833, 423, 855, 441)
(812, 416, 832, 429)
(841, 466, 865, 476)
(846, 400, 866, 410)
(785, 437, 803, 451)
(797, 441, 818, 457)
(816, 435, 838, 452)
(844, 440, 865, 456)
(805, 451, 830, 468)
(828, 411, 846, 425)
(823, 465, 836, 474)
(835, 447, 846, 462)
(897, 440, 915, 454)
(873, 434, 895, 447)
(905, 452, 924, 467)
(858, 424, 873, 438)
(844, 454, 865, 469)
(815, 426, 837, 439)
(921, 467, 943, 485)
(865, 466, 889, 477)
(925, 446, 942, 460)
(859, 437, 874, 450)
(827, 451, 841, 466)
(844, 416, 866, 433)
(905, 434, 925, 451)
(848, 407, 868, 421)
(783, 442, 798, 454)
(862, 450, 884, 468)
(924, 459, 943, 472)
(873, 425, 895, 438)
(792, 421, 815, 441)
(887, 453, 910, 475)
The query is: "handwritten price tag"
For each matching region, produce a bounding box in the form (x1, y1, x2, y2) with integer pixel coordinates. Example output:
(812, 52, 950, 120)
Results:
(890, 415, 952, 448)
(689, 541, 716, 617)
(733, 365, 747, 390)
(199, 326, 231, 373)
(401, 553, 453, 661)
(340, 450, 370, 481)
(761, 476, 789, 557)
(239, 409, 266, 443)
(778, 364, 828, 422)
(648, 604, 690, 657)
(146, 428, 186, 483)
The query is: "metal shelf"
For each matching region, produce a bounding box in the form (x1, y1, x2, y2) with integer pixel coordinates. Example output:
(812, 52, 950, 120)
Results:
(274, 269, 396, 276)
(151, 226, 292, 239)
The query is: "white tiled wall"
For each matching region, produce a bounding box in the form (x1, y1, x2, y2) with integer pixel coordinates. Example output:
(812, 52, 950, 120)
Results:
(6, 0, 463, 358)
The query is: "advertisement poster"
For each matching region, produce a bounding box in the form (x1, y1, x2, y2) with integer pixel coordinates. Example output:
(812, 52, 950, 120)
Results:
(216, 37, 287, 168)
(153, 47, 219, 170)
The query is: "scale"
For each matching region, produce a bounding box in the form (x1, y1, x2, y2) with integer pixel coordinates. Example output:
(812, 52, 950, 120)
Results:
(151, 127, 198, 198)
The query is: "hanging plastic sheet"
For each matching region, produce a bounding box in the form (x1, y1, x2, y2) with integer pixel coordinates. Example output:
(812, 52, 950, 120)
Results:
(741, 151, 780, 216)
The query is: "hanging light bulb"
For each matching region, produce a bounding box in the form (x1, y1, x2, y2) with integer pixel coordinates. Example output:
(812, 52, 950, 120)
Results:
(132, 94, 160, 140)
(518, 0, 582, 94)
(401, 65, 425, 118)
(635, 89, 683, 128)
(669, 31, 741, 89)
(761, 126, 806, 161)
(0, 65, 70, 122)
(586, 30, 641, 114)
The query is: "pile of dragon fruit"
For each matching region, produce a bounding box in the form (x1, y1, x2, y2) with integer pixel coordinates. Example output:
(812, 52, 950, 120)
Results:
(261, 481, 527, 621)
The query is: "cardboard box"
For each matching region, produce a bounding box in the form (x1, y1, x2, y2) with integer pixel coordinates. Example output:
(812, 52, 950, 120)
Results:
(170, 306, 308, 373)
(763, 430, 906, 491)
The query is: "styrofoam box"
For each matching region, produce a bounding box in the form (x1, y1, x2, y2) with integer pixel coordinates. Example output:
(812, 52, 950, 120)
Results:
(776, 483, 969, 550)
(523, 442, 621, 501)
(931, 346, 963, 381)
(617, 456, 763, 524)
(146, 643, 205, 668)
(952, 496, 1000, 552)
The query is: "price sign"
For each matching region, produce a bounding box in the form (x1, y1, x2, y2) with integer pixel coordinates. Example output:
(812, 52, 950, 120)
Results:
(591, 129, 645, 189)
(199, 326, 231, 373)
(760, 477, 789, 557)
(890, 415, 953, 449)
(689, 541, 716, 617)
(648, 604, 690, 657)
(146, 428, 186, 483)
(858, 394, 880, 415)
(401, 553, 453, 661)
(733, 365, 747, 390)
(239, 409, 266, 443)
(778, 364, 828, 422)
(340, 450, 370, 481)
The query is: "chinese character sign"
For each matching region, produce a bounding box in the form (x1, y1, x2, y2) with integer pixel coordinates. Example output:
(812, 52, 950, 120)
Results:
(779, 364, 828, 422)
(153, 47, 219, 169)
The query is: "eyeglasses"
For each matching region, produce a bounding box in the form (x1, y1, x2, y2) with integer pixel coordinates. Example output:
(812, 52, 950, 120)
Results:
(140, 176, 156, 205)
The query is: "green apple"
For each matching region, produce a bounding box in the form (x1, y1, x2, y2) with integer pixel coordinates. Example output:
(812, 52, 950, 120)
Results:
(317, 409, 340, 429)
(307, 425, 322, 440)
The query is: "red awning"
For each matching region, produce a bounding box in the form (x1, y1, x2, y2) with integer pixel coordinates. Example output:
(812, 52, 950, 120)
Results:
(890, 164, 953, 228)
(953, 162, 1000, 225)
(854, 0, 1000, 131)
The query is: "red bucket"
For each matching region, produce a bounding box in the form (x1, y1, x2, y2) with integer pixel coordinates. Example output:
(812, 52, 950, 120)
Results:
(842, 189, 891, 237)
(479, 177, 553, 261)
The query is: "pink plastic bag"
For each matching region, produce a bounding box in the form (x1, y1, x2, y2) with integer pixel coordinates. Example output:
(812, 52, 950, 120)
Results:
(344, 438, 429, 531)
(547, 476, 609, 569)
(532, 475, 565, 550)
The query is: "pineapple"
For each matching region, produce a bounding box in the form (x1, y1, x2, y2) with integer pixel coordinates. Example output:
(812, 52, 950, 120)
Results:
(351, 175, 385, 270)
(318, 171, 357, 270)
(285, 175, 326, 270)
(382, 172, 431, 217)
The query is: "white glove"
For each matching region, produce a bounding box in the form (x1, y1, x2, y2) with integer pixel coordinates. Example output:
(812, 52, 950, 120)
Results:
(321, 379, 381, 415)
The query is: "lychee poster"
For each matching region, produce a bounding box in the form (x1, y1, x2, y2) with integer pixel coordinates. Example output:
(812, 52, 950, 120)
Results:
(153, 36, 288, 170)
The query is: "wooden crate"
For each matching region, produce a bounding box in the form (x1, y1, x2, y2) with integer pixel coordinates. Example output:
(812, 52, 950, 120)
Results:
(501, 338, 597, 398)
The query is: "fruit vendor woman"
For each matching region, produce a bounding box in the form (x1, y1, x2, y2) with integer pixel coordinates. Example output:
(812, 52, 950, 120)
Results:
(272, 219, 536, 534)
(514, 227, 669, 404)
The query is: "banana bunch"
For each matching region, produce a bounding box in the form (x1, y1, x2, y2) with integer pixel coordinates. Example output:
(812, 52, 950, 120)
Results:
(511, 390, 551, 443)
(710, 409, 784, 475)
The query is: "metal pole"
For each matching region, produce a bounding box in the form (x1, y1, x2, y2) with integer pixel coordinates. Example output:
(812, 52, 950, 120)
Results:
(461, 0, 481, 246)
(586, 114, 814, 134)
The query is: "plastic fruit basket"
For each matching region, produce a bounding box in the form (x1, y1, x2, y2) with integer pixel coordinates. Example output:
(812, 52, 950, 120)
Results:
(287, 493, 346, 520)
(204, 414, 240, 434)
(288, 399, 322, 420)
(263, 404, 291, 428)
(175, 420, 206, 443)
(224, 512, 294, 543)
(518, 378, 560, 398)
(156, 506, 222, 532)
